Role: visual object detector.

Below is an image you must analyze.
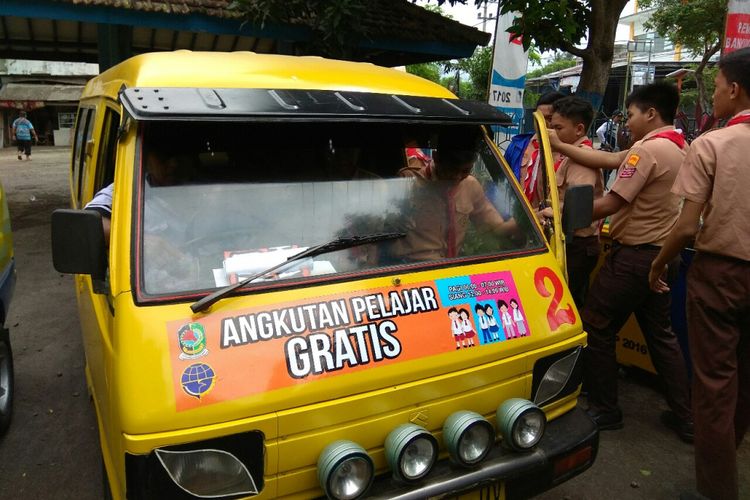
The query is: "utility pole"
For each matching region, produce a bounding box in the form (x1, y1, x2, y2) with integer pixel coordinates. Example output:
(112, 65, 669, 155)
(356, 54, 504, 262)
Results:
(477, 0, 498, 32)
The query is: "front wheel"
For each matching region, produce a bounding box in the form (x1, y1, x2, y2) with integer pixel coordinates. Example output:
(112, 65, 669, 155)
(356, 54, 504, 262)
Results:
(0, 328, 14, 435)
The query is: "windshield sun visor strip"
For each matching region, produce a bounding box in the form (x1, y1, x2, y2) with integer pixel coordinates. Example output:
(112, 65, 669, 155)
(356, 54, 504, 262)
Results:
(119, 88, 512, 125)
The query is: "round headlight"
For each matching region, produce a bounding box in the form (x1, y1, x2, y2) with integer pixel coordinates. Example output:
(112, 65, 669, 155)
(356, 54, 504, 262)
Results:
(496, 398, 546, 451)
(385, 424, 438, 481)
(317, 440, 374, 500)
(443, 411, 495, 466)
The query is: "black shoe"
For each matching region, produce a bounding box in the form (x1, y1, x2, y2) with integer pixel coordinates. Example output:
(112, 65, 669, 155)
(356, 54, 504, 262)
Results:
(661, 410, 694, 443)
(586, 407, 624, 430)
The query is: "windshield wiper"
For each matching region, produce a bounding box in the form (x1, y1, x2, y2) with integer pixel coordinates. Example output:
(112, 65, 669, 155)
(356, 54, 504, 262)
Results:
(190, 232, 406, 313)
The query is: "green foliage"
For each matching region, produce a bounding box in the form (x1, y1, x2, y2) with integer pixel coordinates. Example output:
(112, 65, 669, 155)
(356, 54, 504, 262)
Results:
(640, 0, 725, 111)
(230, 0, 368, 58)
(406, 62, 442, 83)
(523, 89, 540, 108)
(527, 52, 578, 79)
(421, 2, 453, 18)
(438, 0, 629, 101)
(677, 65, 719, 113)
(640, 0, 726, 56)
(463, 46, 493, 99)
(436, 0, 589, 52)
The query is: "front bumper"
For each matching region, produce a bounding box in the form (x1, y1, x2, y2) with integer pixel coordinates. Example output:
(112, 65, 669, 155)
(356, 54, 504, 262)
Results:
(367, 406, 598, 499)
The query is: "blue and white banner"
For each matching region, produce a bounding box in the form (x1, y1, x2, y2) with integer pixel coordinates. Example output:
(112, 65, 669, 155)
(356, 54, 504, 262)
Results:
(488, 11, 529, 134)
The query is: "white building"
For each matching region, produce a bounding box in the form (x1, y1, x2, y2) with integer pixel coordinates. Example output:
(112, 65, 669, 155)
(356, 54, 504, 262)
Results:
(1, 59, 98, 148)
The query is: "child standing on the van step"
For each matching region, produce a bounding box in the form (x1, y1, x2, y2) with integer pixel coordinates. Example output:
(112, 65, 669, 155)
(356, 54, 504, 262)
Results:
(12, 111, 38, 161)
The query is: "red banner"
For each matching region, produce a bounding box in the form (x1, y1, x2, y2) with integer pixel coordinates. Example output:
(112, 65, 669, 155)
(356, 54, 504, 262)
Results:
(724, 0, 750, 54)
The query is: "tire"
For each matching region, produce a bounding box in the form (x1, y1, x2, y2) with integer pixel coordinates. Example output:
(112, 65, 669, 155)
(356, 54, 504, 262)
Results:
(0, 328, 14, 435)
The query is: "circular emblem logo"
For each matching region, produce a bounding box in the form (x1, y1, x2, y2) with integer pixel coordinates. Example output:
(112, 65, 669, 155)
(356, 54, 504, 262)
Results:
(178, 322, 208, 360)
(180, 363, 216, 399)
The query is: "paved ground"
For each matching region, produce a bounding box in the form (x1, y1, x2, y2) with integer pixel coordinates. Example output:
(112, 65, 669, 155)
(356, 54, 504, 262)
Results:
(0, 146, 746, 499)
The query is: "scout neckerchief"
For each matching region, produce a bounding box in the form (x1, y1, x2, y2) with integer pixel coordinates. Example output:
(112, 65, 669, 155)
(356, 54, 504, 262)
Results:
(522, 138, 540, 200)
(424, 164, 460, 258)
(726, 111, 750, 127)
(644, 129, 686, 150)
(554, 138, 593, 172)
(406, 147, 432, 168)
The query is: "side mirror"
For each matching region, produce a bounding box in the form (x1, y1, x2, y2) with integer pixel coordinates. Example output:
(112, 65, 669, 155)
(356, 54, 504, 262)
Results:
(51, 209, 107, 282)
(562, 185, 594, 238)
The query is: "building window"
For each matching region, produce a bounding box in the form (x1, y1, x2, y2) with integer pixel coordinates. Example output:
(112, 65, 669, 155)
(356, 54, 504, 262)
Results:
(58, 112, 76, 129)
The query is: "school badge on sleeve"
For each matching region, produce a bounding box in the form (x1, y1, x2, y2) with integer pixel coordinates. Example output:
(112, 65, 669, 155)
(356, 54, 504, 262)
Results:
(620, 153, 640, 178)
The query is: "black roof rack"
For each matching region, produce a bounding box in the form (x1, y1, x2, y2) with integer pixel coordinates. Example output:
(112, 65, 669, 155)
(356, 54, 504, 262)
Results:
(119, 88, 513, 126)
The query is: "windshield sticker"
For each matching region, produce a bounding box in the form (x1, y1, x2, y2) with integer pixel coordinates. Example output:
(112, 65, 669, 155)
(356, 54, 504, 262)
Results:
(434, 271, 529, 346)
(178, 322, 209, 360)
(180, 363, 216, 399)
(167, 271, 530, 410)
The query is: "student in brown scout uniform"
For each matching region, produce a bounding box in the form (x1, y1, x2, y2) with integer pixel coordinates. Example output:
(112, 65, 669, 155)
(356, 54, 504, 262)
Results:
(391, 146, 519, 262)
(519, 92, 565, 208)
(542, 96, 604, 307)
(649, 47, 750, 500)
(548, 82, 693, 441)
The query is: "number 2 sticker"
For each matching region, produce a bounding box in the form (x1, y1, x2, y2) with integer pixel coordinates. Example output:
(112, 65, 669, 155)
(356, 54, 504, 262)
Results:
(534, 267, 576, 331)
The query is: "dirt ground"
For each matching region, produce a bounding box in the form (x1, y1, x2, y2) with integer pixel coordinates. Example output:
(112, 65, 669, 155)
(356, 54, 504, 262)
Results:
(0, 146, 746, 500)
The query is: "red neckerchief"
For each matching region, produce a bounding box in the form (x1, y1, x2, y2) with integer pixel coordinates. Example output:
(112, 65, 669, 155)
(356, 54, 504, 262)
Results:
(446, 183, 460, 258)
(726, 112, 750, 127)
(554, 138, 593, 172)
(425, 164, 459, 258)
(406, 147, 432, 166)
(645, 129, 686, 149)
(523, 138, 540, 199)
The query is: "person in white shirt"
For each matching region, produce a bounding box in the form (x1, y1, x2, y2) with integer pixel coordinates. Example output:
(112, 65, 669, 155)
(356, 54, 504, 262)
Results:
(596, 110, 623, 152)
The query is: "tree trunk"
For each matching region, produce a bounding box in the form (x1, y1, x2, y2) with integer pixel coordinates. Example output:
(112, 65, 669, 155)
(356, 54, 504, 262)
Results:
(694, 42, 721, 114)
(565, 0, 629, 110)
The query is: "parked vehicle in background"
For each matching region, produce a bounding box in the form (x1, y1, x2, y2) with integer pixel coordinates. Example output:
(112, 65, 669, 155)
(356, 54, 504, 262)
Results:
(51, 51, 597, 499)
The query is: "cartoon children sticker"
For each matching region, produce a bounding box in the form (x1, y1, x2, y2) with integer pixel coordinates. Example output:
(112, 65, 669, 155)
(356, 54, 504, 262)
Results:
(475, 304, 491, 343)
(448, 307, 465, 349)
(510, 298, 528, 337)
(459, 308, 476, 348)
(484, 303, 501, 341)
(498, 300, 516, 339)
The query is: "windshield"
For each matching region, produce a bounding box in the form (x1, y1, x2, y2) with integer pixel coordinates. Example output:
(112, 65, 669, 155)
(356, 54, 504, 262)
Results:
(135, 122, 544, 298)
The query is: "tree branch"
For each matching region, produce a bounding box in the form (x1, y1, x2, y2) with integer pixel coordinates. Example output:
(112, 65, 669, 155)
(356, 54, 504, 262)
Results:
(560, 40, 588, 59)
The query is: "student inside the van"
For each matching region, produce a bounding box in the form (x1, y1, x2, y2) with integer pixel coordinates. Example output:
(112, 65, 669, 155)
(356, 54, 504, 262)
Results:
(86, 146, 201, 292)
(85, 147, 187, 244)
(388, 143, 519, 263)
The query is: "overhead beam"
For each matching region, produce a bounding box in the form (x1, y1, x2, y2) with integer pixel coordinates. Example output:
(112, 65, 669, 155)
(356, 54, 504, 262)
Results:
(97, 23, 132, 72)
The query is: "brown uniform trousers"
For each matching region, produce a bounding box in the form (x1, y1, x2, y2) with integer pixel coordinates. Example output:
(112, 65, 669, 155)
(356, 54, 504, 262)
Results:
(582, 243, 691, 421)
(566, 235, 600, 309)
(687, 252, 750, 500)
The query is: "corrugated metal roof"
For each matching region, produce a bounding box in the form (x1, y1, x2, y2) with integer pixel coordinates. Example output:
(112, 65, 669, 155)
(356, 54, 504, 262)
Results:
(0, 0, 490, 66)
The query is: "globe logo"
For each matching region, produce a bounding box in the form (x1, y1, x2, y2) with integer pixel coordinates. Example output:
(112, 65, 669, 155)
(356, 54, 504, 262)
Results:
(180, 363, 216, 399)
(177, 322, 208, 360)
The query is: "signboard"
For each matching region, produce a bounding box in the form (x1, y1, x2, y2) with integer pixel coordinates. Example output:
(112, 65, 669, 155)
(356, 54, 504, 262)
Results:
(631, 64, 655, 87)
(166, 271, 535, 410)
(488, 11, 529, 134)
(724, 0, 750, 53)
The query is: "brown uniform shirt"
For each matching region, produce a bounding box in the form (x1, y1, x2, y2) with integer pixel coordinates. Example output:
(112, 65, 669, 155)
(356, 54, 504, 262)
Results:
(391, 166, 506, 261)
(555, 137, 604, 237)
(672, 109, 750, 261)
(609, 126, 687, 246)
